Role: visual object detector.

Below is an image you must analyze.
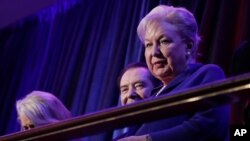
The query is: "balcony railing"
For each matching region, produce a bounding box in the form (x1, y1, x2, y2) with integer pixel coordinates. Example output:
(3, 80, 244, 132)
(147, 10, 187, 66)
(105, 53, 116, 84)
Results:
(1, 73, 250, 141)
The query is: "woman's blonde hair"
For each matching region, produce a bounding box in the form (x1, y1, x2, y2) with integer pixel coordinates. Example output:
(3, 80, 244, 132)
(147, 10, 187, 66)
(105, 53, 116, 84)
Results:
(137, 5, 200, 63)
(16, 91, 71, 126)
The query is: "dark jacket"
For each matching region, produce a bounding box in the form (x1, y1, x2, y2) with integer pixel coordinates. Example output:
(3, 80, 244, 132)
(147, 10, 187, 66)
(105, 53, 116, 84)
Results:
(135, 63, 230, 141)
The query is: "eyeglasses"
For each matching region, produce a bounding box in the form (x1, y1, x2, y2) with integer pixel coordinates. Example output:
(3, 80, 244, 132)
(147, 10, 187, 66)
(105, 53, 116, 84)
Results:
(22, 124, 35, 131)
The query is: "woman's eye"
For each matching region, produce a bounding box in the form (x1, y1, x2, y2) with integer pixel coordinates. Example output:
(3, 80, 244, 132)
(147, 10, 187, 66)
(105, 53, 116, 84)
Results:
(160, 39, 171, 45)
(22, 124, 35, 131)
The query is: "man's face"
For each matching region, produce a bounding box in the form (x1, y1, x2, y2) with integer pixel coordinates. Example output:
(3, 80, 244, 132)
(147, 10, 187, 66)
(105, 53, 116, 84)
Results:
(119, 67, 154, 105)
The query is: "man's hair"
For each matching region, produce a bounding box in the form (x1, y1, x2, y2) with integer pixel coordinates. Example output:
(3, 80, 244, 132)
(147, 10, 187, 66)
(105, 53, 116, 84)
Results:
(117, 62, 160, 87)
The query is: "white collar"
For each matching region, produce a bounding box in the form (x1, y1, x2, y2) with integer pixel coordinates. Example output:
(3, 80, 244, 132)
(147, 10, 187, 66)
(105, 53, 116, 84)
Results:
(155, 85, 167, 97)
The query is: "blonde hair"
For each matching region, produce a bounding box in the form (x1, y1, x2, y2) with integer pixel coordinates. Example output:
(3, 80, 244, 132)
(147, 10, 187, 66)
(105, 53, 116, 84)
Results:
(137, 5, 200, 63)
(16, 91, 71, 126)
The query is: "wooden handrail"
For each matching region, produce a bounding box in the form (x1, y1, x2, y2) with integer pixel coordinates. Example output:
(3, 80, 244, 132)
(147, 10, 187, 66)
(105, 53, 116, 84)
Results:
(1, 73, 250, 141)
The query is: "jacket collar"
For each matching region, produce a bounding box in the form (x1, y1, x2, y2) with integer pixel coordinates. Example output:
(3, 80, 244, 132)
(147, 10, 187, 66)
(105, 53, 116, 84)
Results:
(152, 63, 202, 96)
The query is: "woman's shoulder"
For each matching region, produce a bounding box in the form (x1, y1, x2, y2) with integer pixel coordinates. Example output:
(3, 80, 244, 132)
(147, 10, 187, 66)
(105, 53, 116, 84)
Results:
(194, 63, 225, 78)
(200, 64, 224, 72)
(189, 63, 223, 73)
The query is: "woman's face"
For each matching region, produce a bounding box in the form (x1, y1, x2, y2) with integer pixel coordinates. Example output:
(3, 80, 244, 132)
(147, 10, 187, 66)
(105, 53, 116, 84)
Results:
(19, 114, 35, 131)
(144, 21, 187, 84)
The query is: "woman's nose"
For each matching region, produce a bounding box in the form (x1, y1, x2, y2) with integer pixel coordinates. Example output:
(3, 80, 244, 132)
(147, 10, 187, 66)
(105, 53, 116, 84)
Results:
(151, 45, 161, 56)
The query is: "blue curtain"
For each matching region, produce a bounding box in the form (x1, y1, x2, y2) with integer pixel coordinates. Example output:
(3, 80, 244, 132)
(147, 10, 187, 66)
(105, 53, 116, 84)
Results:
(0, 0, 250, 140)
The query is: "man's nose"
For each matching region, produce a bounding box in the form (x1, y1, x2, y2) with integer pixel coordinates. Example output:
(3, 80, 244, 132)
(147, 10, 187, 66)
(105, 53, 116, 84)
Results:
(127, 89, 138, 99)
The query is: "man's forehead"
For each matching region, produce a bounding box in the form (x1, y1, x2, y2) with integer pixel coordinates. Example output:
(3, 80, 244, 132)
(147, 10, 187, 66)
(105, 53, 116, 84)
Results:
(123, 68, 149, 78)
(120, 68, 150, 85)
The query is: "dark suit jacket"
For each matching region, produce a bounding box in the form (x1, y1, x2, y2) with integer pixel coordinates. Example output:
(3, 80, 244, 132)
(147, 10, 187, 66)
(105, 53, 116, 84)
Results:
(112, 125, 141, 141)
(135, 63, 230, 141)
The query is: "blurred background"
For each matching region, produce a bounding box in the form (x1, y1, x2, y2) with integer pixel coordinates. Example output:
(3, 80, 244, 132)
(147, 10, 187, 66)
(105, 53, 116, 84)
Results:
(0, 0, 250, 140)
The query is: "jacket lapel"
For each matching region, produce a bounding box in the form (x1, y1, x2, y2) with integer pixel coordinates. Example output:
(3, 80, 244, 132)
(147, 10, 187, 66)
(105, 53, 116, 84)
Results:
(155, 63, 202, 96)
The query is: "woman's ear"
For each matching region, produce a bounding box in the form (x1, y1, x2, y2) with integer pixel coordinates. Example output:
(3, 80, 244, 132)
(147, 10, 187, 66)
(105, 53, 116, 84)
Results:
(185, 42, 193, 56)
(186, 41, 193, 50)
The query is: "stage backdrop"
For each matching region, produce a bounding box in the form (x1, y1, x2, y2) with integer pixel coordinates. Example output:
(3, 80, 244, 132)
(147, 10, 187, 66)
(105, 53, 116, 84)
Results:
(0, 0, 249, 140)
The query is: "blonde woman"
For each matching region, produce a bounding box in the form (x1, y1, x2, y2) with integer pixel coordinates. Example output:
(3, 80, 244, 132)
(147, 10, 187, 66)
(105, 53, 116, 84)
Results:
(118, 5, 229, 141)
(16, 91, 71, 131)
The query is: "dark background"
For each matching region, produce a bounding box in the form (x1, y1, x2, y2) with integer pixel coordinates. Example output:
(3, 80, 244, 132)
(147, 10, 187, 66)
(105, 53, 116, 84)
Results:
(0, 0, 250, 140)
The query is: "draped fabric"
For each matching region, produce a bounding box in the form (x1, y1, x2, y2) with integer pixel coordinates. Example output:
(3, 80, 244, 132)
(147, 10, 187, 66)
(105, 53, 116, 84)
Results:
(0, 0, 249, 140)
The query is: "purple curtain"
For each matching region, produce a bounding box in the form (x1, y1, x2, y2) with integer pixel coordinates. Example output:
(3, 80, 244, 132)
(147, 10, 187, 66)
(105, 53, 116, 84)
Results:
(0, 0, 249, 140)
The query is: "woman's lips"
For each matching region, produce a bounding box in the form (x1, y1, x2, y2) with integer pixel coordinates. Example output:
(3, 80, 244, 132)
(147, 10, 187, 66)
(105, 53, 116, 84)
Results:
(153, 60, 167, 68)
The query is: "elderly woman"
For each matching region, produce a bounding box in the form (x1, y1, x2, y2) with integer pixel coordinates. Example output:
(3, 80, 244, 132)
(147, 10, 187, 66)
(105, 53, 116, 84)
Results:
(118, 5, 229, 141)
(16, 91, 71, 131)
